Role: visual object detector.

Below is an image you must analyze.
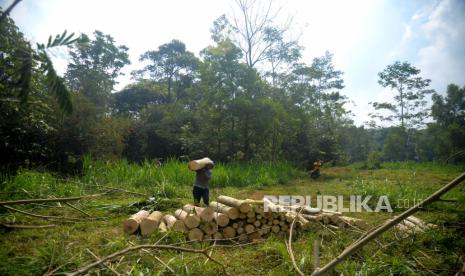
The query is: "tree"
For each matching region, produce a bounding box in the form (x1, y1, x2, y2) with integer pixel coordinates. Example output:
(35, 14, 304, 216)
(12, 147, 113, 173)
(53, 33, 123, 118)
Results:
(0, 11, 81, 172)
(135, 40, 198, 103)
(216, 0, 296, 69)
(111, 80, 167, 118)
(430, 84, 465, 160)
(263, 26, 301, 86)
(370, 61, 432, 128)
(65, 30, 130, 109)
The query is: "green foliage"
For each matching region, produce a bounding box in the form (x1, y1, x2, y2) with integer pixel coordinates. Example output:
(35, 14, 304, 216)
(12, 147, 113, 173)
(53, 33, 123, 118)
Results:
(135, 39, 198, 102)
(65, 30, 130, 109)
(1, 164, 464, 275)
(430, 84, 465, 160)
(370, 61, 433, 129)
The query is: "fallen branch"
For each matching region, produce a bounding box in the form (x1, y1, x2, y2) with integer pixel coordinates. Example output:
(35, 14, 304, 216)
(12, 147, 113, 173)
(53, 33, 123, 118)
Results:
(0, 193, 106, 206)
(286, 211, 305, 276)
(65, 202, 92, 217)
(67, 244, 227, 276)
(86, 248, 121, 276)
(2, 205, 104, 222)
(312, 172, 465, 276)
(2, 223, 56, 229)
(127, 241, 175, 274)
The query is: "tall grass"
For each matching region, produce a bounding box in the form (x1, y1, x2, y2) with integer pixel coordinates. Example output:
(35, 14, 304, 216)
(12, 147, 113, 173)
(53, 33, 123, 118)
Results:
(0, 158, 302, 199)
(352, 161, 465, 173)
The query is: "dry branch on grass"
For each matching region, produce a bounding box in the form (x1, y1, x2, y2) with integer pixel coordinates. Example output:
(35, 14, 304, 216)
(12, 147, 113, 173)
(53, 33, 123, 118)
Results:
(1, 223, 56, 229)
(2, 205, 105, 222)
(0, 193, 108, 206)
(67, 244, 227, 276)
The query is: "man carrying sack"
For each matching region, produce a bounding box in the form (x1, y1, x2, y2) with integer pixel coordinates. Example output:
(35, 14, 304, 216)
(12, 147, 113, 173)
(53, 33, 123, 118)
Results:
(188, 158, 214, 206)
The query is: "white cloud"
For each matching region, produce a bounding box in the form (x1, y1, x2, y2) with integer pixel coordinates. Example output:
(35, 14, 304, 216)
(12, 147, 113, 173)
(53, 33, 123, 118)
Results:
(417, 0, 465, 93)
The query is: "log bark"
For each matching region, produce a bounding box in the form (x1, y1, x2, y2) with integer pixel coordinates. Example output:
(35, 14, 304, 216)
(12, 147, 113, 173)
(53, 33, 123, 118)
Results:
(217, 196, 252, 213)
(183, 204, 214, 222)
(188, 228, 203, 241)
(140, 211, 163, 236)
(174, 209, 200, 229)
(214, 212, 230, 227)
(123, 210, 150, 234)
(210, 201, 239, 220)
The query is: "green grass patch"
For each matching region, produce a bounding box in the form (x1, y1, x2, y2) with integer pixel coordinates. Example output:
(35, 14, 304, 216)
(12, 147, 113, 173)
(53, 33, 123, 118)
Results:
(0, 162, 464, 275)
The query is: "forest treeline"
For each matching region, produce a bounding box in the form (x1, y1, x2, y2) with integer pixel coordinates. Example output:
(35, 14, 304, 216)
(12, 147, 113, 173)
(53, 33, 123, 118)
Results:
(1, 6, 464, 174)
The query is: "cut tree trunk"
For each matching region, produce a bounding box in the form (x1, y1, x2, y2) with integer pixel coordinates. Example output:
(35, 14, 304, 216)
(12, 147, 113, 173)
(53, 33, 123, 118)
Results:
(213, 232, 223, 240)
(140, 211, 163, 236)
(210, 201, 239, 220)
(244, 224, 255, 234)
(271, 225, 280, 233)
(222, 226, 236, 238)
(163, 214, 187, 233)
(214, 212, 230, 227)
(248, 231, 262, 240)
(201, 221, 218, 235)
(174, 209, 200, 229)
(217, 196, 252, 213)
(188, 228, 203, 241)
(123, 210, 150, 234)
(158, 221, 167, 232)
(183, 204, 214, 222)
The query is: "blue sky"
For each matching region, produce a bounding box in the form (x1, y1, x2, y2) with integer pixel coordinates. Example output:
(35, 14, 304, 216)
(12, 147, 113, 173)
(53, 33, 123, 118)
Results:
(2, 0, 465, 125)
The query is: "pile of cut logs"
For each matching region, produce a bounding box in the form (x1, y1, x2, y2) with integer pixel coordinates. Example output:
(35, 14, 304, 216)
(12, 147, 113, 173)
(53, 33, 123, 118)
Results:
(123, 195, 368, 241)
(394, 215, 437, 237)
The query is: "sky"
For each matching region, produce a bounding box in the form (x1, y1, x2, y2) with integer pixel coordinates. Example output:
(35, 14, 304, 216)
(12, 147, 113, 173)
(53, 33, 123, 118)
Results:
(2, 0, 465, 126)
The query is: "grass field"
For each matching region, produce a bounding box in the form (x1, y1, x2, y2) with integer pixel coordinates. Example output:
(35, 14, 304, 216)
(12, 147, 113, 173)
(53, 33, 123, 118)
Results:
(0, 161, 464, 275)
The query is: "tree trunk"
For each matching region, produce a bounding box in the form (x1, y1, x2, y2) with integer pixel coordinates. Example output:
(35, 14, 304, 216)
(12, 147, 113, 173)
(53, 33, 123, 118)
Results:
(210, 201, 240, 219)
(174, 209, 200, 229)
(201, 221, 218, 235)
(217, 196, 252, 213)
(163, 214, 187, 233)
(183, 204, 214, 222)
(222, 226, 236, 238)
(213, 232, 223, 240)
(214, 212, 230, 227)
(140, 211, 163, 236)
(123, 210, 150, 234)
(188, 228, 203, 241)
(158, 220, 167, 233)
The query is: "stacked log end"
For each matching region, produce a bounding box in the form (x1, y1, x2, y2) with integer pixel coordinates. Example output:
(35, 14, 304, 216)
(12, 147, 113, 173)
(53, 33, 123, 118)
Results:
(123, 210, 150, 234)
(174, 209, 200, 229)
(123, 195, 369, 242)
(140, 211, 163, 236)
